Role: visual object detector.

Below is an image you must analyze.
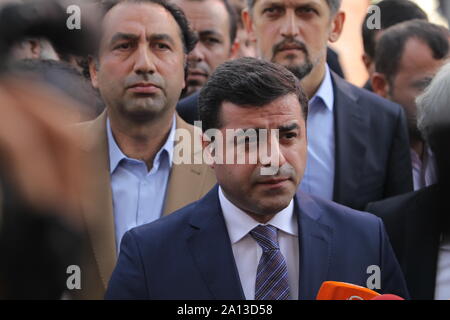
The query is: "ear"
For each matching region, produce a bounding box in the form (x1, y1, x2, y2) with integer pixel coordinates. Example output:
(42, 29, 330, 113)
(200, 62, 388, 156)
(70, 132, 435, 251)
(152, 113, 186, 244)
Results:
(242, 8, 256, 43)
(229, 40, 240, 59)
(362, 53, 373, 72)
(28, 39, 41, 59)
(202, 135, 216, 169)
(328, 11, 345, 43)
(371, 72, 390, 98)
(182, 53, 187, 89)
(88, 56, 99, 89)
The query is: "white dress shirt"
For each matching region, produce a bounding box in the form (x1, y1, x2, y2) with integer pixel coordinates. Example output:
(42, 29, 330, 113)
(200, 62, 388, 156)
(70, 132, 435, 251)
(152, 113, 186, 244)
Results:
(411, 146, 437, 191)
(299, 64, 335, 200)
(219, 187, 299, 300)
(434, 234, 450, 300)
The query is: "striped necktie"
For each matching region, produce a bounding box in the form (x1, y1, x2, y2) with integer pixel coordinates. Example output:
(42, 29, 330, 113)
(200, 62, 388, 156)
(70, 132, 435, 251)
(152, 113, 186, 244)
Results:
(250, 224, 291, 300)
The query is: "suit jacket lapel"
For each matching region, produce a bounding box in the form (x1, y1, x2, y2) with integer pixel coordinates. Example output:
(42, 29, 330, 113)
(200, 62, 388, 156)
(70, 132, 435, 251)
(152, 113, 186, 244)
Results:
(186, 186, 245, 299)
(403, 187, 441, 299)
(77, 110, 117, 291)
(163, 115, 216, 215)
(331, 73, 369, 207)
(296, 192, 332, 300)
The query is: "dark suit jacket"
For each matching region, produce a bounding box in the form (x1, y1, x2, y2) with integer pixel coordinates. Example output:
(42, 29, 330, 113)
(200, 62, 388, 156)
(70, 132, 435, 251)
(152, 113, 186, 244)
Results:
(177, 73, 413, 211)
(330, 73, 413, 209)
(105, 186, 409, 300)
(326, 47, 345, 79)
(366, 185, 446, 299)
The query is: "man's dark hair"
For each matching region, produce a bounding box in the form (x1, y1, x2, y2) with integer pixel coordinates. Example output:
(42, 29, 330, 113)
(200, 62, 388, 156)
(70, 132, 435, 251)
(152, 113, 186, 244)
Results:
(183, 0, 237, 44)
(375, 19, 449, 82)
(362, 0, 428, 59)
(246, 0, 342, 16)
(99, 0, 198, 54)
(222, 0, 238, 44)
(199, 57, 308, 133)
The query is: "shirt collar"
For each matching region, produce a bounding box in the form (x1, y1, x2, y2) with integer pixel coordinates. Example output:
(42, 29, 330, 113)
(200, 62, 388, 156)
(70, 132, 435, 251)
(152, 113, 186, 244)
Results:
(410, 144, 435, 167)
(219, 186, 297, 245)
(311, 64, 334, 112)
(106, 115, 176, 174)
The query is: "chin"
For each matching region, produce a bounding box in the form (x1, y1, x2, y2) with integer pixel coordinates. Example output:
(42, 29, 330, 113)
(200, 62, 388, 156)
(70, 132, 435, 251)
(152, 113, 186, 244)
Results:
(123, 103, 167, 120)
(256, 197, 292, 215)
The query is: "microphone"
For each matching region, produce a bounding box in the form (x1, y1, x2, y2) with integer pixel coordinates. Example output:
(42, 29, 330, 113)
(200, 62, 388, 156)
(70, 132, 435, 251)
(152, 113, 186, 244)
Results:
(316, 281, 380, 300)
(370, 294, 405, 300)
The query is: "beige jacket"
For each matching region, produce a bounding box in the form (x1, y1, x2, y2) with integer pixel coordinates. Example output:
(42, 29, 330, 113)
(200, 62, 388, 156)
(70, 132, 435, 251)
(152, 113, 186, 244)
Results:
(74, 111, 216, 299)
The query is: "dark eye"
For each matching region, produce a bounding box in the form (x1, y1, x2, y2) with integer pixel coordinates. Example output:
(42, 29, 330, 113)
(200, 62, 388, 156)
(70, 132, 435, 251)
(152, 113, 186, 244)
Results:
(204, 37, 221, 45)
(115, 42, 131, 50)
(154, 43, 170, 50)
(297, 7, 318, 15)
(263, 6, 283, 16)
(283, 132, 298, 140)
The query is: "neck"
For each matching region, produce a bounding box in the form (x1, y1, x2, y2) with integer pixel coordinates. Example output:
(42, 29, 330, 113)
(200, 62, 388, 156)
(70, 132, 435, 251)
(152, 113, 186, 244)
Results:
(300, 61, 327, 99)
(246, 212, 276, 224)
(410, 137, 424, 160)
(108, 109, 174, 171)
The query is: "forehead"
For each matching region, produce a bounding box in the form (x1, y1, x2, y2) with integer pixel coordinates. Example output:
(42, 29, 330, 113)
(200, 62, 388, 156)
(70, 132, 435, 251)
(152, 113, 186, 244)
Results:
(253, 0, 329, 9)
(398, 38, 445, 75)
(220, 94, 303, 129)
(102, 3, 182, 42)
(174, 0, 229, 31)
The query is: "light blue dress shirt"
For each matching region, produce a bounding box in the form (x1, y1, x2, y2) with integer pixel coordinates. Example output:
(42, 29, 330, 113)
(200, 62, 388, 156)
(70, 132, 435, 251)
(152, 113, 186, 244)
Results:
(107, 116, 175, 251)
(299, 64, 335, 201)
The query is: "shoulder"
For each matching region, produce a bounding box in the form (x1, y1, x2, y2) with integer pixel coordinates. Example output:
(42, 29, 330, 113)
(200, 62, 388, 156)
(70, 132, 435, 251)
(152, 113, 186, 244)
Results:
(69, 112, 107, 151)
(299, 192, 383, 234)
(332, 73, 403, 119)
(177, 92, 199, 109)
(366, 185, 439, 219)
(126, 198, 203, 247)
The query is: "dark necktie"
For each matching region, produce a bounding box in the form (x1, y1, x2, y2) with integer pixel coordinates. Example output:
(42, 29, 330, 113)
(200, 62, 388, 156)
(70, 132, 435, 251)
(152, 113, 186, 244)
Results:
(250, 224, 291, 300)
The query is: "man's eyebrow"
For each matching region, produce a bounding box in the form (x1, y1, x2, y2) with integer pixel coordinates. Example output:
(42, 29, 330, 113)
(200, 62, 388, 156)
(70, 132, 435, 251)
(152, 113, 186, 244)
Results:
(278, 123, 299, 132)
(198, 30, 223, 38)
(109, 33, 176, 46)
(149, 34, 176, 46)
(109, 33, 139, 46)
(412, 77, 433, 88)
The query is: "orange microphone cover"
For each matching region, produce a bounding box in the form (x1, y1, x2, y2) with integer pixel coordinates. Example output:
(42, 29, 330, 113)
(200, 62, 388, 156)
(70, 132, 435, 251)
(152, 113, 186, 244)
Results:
(316, 281, 381, 300)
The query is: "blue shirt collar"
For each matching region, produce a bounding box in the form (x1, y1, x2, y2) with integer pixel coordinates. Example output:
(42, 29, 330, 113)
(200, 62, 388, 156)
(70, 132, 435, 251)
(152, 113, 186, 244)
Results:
(311, 64, 334, 111)
(107, 114, 176, 174)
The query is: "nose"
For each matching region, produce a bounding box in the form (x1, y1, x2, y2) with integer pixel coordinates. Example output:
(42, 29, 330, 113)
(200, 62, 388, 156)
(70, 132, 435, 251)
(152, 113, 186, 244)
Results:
(280, 11, 299, 39)
(188, 43, 205, 63)
(133, 44, 156, 75)
(260, 132, 287, 174)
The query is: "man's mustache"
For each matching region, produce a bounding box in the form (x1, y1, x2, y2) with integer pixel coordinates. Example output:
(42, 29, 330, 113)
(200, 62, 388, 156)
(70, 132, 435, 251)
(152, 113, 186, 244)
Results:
(123, 74, 165, 94)
(272, 39, 308, 56)
(254, 163, 297, 180)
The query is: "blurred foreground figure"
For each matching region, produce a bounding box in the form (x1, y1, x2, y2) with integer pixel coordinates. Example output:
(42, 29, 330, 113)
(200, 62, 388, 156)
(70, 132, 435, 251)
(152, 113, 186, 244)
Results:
(0, 0, 100, 299)
(0, 76, 91, 299)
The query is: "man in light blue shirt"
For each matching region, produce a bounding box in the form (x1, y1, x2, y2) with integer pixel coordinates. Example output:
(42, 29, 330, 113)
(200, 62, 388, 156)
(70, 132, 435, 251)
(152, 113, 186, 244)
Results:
(74, 0, 216, 298)
(244, 0, 413, 210)
(299, 64, 335, 201)
(107, 117, 175, 249)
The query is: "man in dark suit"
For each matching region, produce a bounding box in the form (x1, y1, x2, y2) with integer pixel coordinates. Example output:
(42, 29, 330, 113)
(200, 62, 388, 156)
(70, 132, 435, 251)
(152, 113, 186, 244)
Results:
(106, 58, 408, 300)
(371, 20, 448, 191)
(242, 0, 413, 210)
(367, 63, 450, 300)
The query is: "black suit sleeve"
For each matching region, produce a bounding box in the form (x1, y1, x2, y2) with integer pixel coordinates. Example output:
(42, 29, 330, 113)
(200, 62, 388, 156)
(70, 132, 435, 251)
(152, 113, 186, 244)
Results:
(105, 230, 149, 300)
(384, 107, 413, 198)
(378, 218, 410, 299)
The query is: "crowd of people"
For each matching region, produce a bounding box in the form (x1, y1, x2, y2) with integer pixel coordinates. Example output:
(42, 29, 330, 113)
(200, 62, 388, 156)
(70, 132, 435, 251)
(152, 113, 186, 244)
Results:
(0, 0, 449, 300)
